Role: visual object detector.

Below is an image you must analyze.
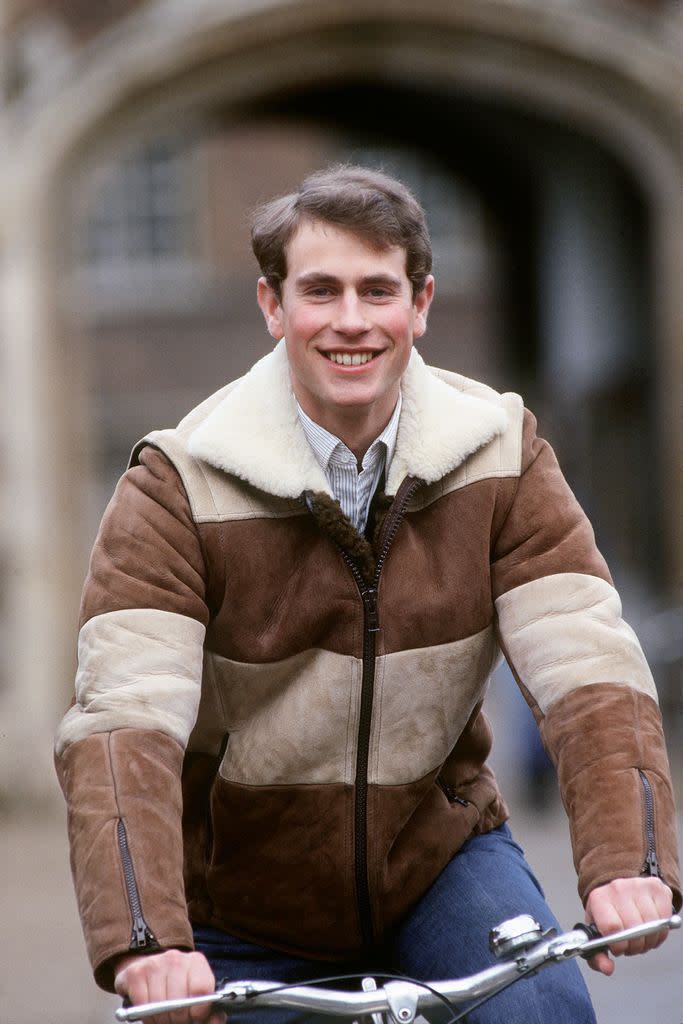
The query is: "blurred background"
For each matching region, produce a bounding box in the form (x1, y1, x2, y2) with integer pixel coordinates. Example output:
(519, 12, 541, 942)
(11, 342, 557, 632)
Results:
(0, 1, 681, 1021)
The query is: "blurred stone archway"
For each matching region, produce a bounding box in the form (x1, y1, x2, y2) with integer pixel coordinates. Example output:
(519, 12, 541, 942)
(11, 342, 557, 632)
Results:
(1, 0, 682, 800)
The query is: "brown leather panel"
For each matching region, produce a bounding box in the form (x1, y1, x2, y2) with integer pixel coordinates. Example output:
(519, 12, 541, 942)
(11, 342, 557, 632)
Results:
(439, 702, 495, 791)
(430, 703, 507, 837)
(201, 483, 498, 664)
(377, 479, 499, 654)
(81, 446, 514, 664)
(202, 513, 364, 661)
(182, 735, 506, 956)
(182, 751, 221, 923)
(491, 410, 611, 599)
(196, 521, 226, 618)
(540, 684, 681, 910)
(55, 729, 193, 991)
(193, 778, 362, 957)
(366, 764, 507, 936)
(80, 447, 209, 629)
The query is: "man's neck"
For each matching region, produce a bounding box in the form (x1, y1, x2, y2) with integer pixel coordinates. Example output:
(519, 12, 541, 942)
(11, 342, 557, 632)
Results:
(296, 398, 400, 462)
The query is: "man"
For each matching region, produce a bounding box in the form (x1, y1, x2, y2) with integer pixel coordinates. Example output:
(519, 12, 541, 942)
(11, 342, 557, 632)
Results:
(56, 166, 679, 1023)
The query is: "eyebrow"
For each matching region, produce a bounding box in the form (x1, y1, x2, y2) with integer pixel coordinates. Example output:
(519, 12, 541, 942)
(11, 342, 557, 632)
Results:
(295, 272, 403, 290)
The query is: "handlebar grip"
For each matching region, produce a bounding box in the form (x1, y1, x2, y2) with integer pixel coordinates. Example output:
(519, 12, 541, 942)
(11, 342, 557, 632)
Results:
(573, 922, 601, 941)
(575, 913, 680, 959)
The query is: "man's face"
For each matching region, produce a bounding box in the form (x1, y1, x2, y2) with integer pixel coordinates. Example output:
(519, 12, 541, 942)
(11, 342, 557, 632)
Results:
(257, 219, 433, 437)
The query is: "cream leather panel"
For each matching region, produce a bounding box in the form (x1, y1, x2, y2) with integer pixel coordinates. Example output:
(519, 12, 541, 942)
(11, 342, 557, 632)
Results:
(55, 608, 205, 754)
(203, 630, 499, 787)
(496, 573, 657, 713)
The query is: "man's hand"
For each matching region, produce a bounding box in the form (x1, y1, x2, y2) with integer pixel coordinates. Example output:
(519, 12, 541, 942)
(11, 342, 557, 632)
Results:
(584, 876, 673, 976)
(114, 949, 224, 1024)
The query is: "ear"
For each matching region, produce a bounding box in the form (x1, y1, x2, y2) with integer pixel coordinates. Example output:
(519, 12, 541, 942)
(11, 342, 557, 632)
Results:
(412, 275, 435, 339)
(257, 277, 285, 340)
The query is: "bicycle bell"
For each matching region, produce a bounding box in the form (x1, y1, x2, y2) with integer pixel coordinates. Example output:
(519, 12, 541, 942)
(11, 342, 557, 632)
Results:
(489, 915, 544, 959)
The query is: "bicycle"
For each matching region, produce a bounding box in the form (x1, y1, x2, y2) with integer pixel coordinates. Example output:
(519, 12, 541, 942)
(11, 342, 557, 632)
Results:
(115, 911, 680, 1023)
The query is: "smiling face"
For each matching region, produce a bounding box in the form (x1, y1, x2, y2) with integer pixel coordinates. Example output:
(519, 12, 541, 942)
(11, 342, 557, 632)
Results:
(257, 219, 434, 451)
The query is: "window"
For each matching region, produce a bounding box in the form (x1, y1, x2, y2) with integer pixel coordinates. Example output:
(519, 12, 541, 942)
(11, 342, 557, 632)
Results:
(83, 136, 195, 267)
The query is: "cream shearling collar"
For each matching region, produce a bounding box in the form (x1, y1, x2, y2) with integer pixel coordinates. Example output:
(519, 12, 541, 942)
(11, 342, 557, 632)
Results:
(187, 340, 508, 499)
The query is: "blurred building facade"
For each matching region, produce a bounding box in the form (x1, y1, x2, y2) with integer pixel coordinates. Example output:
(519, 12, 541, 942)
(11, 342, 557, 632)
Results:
(1, 0, 682, 804)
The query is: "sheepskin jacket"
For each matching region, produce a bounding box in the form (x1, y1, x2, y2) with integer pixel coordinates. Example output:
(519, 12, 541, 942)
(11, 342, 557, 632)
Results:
(55, 341, 681, 991)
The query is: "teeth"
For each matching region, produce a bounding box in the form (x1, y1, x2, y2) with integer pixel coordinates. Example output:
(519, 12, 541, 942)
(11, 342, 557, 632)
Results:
(327, 352, 375, 365)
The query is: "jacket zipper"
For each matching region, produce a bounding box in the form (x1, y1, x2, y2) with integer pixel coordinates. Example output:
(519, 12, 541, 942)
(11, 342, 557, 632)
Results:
(116, 818, 159, 950)
(335, 476, 421, 948)
(436, 776, 470, 807)
(637, 769, 662, 879)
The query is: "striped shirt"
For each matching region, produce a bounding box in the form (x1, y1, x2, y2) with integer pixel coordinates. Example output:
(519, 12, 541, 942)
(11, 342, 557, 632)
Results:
(298, 396, 402, 534)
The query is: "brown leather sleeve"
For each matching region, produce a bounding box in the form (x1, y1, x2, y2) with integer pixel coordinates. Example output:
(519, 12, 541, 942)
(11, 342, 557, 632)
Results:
(79, 445, 210, 629)
(56, 447, 212, 989)
(55, 729, 194, 991)
(540, 684, 681, 911)
(492, 410, 680, 908)
(491, 408, 611, 598)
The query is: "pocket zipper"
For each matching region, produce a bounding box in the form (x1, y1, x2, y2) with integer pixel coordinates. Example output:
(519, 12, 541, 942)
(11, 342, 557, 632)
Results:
(437, 777, 470, 807)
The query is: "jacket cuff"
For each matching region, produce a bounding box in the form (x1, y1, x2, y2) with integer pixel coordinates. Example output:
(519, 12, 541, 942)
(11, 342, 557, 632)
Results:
(540, 684, 681, 911)
(94, 935, 195, 994)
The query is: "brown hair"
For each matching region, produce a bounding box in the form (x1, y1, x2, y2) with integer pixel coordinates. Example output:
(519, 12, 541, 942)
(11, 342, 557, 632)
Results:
(251, 164, 432, 299)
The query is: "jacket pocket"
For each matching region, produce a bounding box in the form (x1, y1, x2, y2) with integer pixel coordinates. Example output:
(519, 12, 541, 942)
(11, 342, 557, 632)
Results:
(436, 775, 471, 807)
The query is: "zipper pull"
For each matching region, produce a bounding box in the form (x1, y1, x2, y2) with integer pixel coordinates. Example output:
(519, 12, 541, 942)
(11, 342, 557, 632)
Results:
(642, 849, 662, 879)
(130, 916, 152, 949)
(363, 587, 380, 632)
(437, 777, 470, 806)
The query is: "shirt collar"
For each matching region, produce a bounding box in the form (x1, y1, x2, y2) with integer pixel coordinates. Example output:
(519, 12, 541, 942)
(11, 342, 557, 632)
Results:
(297, 393, 402, 473)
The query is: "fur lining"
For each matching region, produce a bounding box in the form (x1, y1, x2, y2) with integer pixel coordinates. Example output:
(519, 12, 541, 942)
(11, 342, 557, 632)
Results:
(187, 340, 509, 499)
(306, 492, 376, 583)
(188, 342, 331, 499)
(386, 353, 509, 494)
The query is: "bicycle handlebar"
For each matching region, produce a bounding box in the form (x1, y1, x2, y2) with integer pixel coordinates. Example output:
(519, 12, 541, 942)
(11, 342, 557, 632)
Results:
(115, 913, 680, 1021)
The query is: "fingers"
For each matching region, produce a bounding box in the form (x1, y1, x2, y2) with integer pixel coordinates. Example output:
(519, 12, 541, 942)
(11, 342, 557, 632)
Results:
(114, 949, 218, 1024)
(586, 949, 614, 976)
(115, 954, 151, 1009)
(584, 876, 673, 974)
(186, 953, 220, 1023)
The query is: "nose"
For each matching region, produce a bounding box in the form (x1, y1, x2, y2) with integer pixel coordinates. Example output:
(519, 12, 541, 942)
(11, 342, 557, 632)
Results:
(332, 290, 370, 336)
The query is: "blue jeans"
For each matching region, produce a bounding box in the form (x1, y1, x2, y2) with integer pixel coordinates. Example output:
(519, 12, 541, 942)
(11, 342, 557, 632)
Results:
(194, 824, 596, 1023)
